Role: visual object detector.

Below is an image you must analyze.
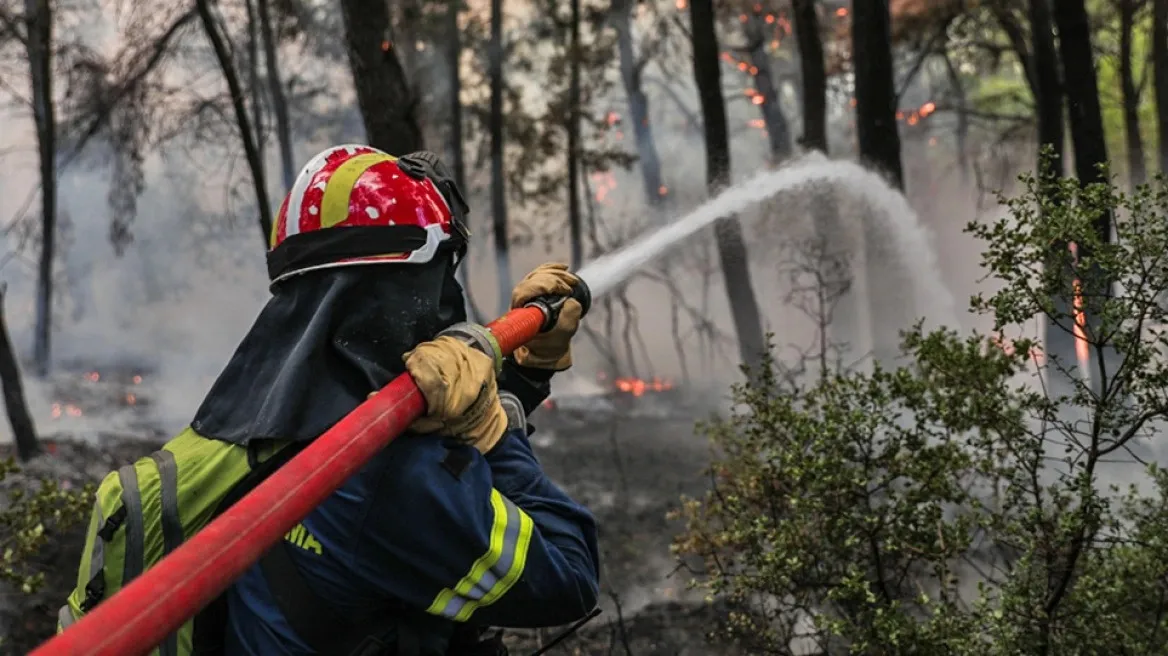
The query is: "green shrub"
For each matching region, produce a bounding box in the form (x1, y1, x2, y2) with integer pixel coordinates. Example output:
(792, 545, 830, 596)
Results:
(674, 171, 1168, 655)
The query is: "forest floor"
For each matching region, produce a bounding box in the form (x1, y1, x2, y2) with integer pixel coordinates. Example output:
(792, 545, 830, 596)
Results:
(0, 369, 741, 655)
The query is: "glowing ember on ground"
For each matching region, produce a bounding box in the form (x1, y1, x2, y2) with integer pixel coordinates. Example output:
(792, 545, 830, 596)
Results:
(51, 403, 84, 419)
(614, 377, 674, 397)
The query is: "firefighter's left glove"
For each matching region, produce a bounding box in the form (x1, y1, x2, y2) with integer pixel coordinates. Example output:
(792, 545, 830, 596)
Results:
(510, 263, 582, 371)
(402, 335, 509, 454)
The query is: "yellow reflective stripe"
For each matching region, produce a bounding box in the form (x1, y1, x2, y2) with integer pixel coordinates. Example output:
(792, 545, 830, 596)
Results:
(320, 153, 397, 229)
(426, 490, 533, 622)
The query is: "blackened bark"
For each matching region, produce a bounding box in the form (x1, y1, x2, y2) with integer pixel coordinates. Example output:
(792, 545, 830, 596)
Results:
(197, 0, 273, 246)
(1030, 0, 1064, 179)
(1030, 0, 1075, 378)
(744, 9, 792, 163)
(567, 0, 583, 269)
(851, 0, 904, 190)
(942, 53, 969, 181)
(447, 2, 467, 194)
(1052, 0, 1109, 203)
(792, 0, 828, 153)
(1120, 0, 1148, 186)
(489, 0, 512, 315)
(0, 287, 39, 461)
(612, 0, 665, 209)
(690, 0, 767, 366)
(1155, 0, 1168, 173)
(258, 0, 295, 190)
(25, 0, 55, 376)
(338, 0, 423, 156)
(1054, 0, 1112, 393)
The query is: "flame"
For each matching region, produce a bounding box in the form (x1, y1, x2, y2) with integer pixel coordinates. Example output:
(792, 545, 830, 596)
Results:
(836, 7, 848, 17)
(381, 40, 391, 52)
(748, 119, 765, 128)
(605, 111, 621, 126)
(133, 375, 142, 384)
(614, 376, 674, 397)
(658, 184, 668, 196)
(126, 393, 137, 405)
(85, 371, 100, 382)
(675, 0, 686, 9)
(1069, 243, 1090, 366)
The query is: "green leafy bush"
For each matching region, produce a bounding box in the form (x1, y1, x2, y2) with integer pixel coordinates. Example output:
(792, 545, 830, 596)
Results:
(0, 458, 92, 595)
(674, 171, 1168, 655)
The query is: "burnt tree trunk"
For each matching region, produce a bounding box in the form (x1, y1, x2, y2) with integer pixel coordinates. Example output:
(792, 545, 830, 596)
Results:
(851, 0, 908, 366)
(445, 0, 479, 322)
(258, 0, 295, 190)
(851, 0, 904, 190)
(197, 0, 273, 245)
(338, 0, 422, 156)
(612, 0, 666, 210)
(942, 53, 970, 181)
(1031, 0, 1064, 180)
(1155, 0, 1168, 173)
(0, 287, 39, 461)
(1029, 0, 1076, 374)
(744, 8, 792, 163)
(25, 0, 55, 376)
(489, 0, 512, 315)
(1054, 0, 1112, 391)
(1120, 0, 1148, 186)
(690, 0, 767, 366)
(567, 0, 583, 269)
(244, 0, 266, 178)
(792, 0, 827, 153)
(1053, 0, 1110, 192)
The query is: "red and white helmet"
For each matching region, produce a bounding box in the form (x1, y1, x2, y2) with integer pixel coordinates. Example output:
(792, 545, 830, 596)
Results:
(266, 144, 470, 286)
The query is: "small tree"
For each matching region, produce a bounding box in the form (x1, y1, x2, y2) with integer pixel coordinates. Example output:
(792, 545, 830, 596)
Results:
(674, 172, 1168, 654)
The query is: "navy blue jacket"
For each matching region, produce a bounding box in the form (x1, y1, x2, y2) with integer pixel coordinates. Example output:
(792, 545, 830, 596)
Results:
(223, 426, 600, 654)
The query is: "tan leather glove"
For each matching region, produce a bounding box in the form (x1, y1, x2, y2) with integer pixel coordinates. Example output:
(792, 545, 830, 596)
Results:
(401, 335, 509, 454)
(510, 263, 582, 371)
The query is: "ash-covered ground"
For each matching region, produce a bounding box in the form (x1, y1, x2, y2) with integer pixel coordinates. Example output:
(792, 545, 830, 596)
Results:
(1, 368, 740, 655)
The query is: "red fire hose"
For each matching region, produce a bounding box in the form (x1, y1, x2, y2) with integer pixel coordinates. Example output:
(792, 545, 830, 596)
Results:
(32, 281, 591, 656)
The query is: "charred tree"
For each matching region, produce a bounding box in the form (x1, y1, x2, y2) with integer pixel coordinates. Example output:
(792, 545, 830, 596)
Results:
(942, 53, 970, 181)
(611, 0, 665, 211)
(0, 286, 39, 462)
(567, 0, 583, 269)
(1030, 0, 1065, 180)
(197, 0, 273, 245)
(851, 0, 904, 190)
(1053, 0, 1110, 192)
(338, 0, 422, 156)
(792, 0, 827, 154)
(689, 0, 767, 366)
(1030, 0, 1076, 377)
(1054, 0, 1112, 391)
(744, 8, 792, 163)
(244, 0, 265, 176)
(1119, 0, 1148, 186)
(1156, 0, 1168, 173)
(24, 0, 56, 376)
(489, 0, 512, 315)
(444, 0, 479, 322)
(257, 0, 295, 190)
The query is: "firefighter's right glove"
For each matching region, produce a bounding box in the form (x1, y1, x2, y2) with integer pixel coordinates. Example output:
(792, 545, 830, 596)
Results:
(402, 335, 509, 454)
(510, 263, 582, 371)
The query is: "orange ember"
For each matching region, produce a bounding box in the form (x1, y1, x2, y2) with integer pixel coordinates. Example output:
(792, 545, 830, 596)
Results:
(614, 376, 674, 397)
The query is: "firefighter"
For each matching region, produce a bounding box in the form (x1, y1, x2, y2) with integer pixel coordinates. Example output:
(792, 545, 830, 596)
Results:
(191, 145, 599, 655)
